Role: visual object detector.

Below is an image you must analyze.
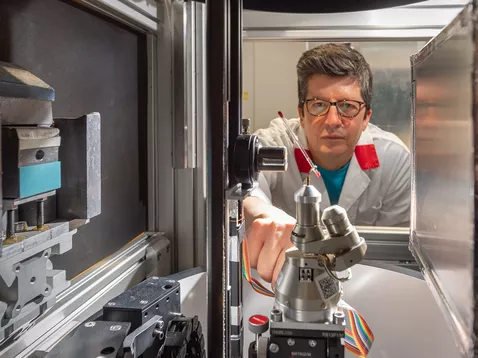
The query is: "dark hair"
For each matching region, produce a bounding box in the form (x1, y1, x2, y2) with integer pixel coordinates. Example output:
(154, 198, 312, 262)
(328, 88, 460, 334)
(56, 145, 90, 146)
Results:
(297, 43, 373, 109)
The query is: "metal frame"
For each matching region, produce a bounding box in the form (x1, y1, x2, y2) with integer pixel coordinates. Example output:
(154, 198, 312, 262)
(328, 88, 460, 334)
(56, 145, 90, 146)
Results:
(78, 0, 159, 31)
(206, 0, 230, 356)
(0, 233, 171, 358)
(171, 0, 208, 271)
(242, 2, 466, 41)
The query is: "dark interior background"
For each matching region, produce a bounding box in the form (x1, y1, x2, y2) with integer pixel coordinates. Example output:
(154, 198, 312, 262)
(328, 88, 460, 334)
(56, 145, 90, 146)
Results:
(0, 0, 148, 278)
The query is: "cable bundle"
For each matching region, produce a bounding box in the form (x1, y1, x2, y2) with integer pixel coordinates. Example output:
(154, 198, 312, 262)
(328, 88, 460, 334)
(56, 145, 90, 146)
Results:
(339, 301, 375, 357)
(241, 239, 275, 297)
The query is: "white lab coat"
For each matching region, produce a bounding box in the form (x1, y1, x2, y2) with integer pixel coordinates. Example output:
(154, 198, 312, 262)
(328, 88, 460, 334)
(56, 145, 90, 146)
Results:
(251, 118, 411, 227)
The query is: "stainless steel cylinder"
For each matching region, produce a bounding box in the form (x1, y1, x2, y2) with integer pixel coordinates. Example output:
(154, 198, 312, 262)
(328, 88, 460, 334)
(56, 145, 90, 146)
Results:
(37, 199, 46, 229)
(295, 185, 320, 227)
(333, 310, 346, 325)
(291, 184, 324, 245)
(321, 205, 351, 236)
(274, 249, 341, 323)
(256, 146, 287, 172)
(274, 301, 334, 323)
(270, 309, 283, 322)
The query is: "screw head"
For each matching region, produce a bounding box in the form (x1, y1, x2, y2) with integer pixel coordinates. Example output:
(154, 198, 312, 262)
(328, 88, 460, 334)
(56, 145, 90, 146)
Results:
(309, 340, 317, 348)
(110, 325, 122, 331)
(85, 322, 96, 327)
(140, 300, 148, 305)
(107, 302, 116, 306)
(287, 338, 295, 346)
(269, 343, 279, 353)
(158, 320, 164, 329)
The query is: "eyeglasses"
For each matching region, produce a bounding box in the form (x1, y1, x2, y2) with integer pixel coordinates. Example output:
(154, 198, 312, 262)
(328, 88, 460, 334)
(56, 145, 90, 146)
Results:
(302, 98, 366, 118)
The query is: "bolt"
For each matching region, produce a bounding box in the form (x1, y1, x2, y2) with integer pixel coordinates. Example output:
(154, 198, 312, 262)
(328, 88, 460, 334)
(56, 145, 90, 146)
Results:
(85, 322, 96, 327)
(309, 340, 317, 348)
(269, 343, 279, 353)
(287, 338, 295, 346)
(158, 320, 164, 329)
(140, 300, 148, 305)
(154, 328, 164, 340)
(110, 325, 122, 331)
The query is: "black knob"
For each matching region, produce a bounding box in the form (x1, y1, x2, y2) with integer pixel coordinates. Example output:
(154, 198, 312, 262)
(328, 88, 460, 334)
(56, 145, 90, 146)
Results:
(233, 135, 288, 188)
(256, 146, 287, 172)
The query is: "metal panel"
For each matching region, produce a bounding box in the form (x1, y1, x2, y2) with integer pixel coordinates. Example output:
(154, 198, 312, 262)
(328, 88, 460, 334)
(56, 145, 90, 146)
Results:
(410, 4, 475, 357)
(55, 113, 101, 220)
(172, 0, 197, 169)
(147, 33, 157, 232)
(243, 29, 440, 41)
(0, 0, 148, 278)
(78, 0, 158, 31)
(242, 4, 465, 40)
(175, 169, 195, 271)
(357, 227, 414, 263)
(154, 0, 176, 270)
(194, 2, 207, 269)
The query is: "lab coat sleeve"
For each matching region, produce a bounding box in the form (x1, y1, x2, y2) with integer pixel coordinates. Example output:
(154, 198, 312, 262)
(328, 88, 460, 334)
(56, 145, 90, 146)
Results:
(376, 144, 411, 227)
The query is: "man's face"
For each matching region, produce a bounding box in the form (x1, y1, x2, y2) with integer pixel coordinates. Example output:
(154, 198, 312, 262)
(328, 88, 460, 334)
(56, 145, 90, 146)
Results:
(298, 74, 371, 164)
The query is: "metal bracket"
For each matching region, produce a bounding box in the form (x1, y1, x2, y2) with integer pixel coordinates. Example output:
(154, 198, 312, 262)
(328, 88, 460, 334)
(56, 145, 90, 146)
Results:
(43, 320, 130, 358)
(226, 183, 258, 200)
(123, 315, 164, 358)
(1, 249, 51, 319)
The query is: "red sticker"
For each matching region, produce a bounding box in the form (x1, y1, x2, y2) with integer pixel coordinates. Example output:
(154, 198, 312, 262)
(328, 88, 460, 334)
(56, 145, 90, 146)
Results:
(249, 314, 268, 326)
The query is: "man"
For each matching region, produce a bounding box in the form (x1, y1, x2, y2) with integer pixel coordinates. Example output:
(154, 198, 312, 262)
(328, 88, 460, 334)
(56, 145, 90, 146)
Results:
(244, 43, 410, 285)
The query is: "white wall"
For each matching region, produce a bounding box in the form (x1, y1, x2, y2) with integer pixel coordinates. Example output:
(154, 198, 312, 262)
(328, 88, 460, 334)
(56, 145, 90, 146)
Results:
(242, 41, 306, 131)
(242, 41, 255, 125)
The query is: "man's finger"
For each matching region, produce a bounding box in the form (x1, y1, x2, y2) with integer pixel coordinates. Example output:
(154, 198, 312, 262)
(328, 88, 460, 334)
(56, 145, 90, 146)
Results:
(271, 245, 293, 289)
(256, 222, 288, 283)
(245, 218, 273, 268)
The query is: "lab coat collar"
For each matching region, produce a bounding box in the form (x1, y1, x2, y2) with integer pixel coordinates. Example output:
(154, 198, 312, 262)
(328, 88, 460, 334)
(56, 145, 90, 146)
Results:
(294, 125, 380, 173)
(294, 125, 379, 219)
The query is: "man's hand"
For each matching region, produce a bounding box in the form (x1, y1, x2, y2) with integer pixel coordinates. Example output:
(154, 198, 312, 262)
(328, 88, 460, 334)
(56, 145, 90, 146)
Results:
(243, 197, 296, 286)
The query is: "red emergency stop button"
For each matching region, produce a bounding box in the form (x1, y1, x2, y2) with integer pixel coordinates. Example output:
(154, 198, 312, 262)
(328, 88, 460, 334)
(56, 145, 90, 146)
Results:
(248, 314, 269, 334)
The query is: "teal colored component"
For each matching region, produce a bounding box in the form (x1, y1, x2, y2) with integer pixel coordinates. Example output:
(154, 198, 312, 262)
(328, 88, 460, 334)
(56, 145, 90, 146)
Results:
(316, 160, 351, 205)
(19, 162, 61, 198)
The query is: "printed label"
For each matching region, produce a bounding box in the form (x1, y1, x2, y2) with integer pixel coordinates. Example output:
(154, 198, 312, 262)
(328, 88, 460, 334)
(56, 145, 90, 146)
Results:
(315, 272, 339, 300)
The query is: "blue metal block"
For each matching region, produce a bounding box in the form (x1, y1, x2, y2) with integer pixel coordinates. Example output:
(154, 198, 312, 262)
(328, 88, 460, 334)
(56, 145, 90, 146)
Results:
(19, 162, 61, 199)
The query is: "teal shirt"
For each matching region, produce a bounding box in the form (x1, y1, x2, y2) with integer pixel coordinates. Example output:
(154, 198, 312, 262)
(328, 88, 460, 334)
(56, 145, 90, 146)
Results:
(316, 161, 351, 205)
